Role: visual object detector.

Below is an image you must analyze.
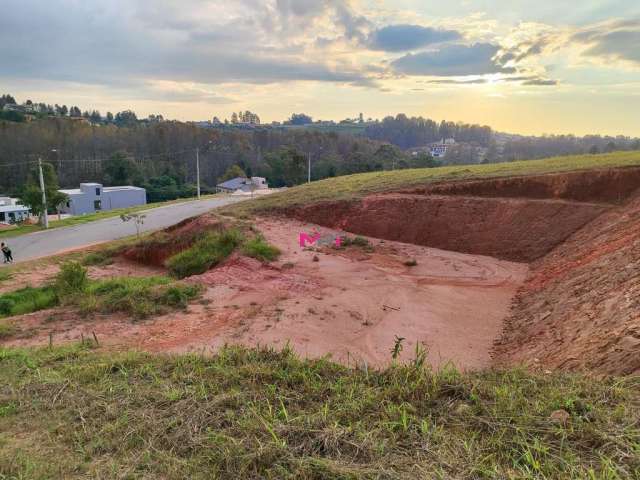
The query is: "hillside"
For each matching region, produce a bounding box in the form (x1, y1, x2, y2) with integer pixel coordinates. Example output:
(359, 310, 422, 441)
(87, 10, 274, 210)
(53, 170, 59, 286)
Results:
(223, 151, 640, 217)
(1, 151, 640, 478)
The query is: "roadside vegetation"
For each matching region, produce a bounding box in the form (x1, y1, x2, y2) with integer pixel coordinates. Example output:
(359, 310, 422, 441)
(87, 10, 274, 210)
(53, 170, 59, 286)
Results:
(0, 344, 638, 479)
(0, 262, 200, 321)
(222, 151, 640, 217)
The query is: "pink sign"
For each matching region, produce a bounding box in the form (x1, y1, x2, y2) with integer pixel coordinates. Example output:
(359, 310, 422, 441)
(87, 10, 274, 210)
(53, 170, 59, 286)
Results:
(299, 231, 342, 248)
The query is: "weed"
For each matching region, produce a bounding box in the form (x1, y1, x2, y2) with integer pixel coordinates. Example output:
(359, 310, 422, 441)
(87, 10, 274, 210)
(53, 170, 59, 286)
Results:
(242, 235, 281, 262)
(55, 262, 89, 297)
(166, 229, 243, 279)
(82, 251, 115, 266)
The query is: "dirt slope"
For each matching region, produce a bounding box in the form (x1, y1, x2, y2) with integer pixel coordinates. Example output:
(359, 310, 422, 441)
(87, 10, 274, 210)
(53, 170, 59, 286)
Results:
(494, 190, 640, 375)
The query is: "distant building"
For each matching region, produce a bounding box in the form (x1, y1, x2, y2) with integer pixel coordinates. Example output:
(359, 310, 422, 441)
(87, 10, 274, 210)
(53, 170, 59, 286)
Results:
(216, 177, 268, 193)
(430, 138, 455, 158)
(59, 183, 146, 216)
(0, 197, 30, 225)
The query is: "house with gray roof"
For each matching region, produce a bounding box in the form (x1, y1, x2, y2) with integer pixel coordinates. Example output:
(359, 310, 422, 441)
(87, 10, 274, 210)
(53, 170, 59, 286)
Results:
(216, 177, 268, 193)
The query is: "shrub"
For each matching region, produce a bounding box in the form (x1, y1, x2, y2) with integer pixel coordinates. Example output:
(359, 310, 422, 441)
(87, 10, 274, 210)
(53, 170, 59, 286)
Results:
(166, 230, 243, 279)
(55, 262, 88, 297)
(341, 235, 371, 249)
(242, 235, 281, 262)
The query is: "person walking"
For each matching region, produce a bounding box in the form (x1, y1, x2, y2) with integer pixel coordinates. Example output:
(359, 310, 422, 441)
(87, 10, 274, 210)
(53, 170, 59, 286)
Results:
(1, 242, 13, 263)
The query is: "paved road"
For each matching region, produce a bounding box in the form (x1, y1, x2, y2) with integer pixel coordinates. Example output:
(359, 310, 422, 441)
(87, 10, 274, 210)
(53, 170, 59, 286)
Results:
(1, 196, 246, 264)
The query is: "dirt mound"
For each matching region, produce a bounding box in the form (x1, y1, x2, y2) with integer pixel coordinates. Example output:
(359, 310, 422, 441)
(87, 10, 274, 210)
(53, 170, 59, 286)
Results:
(493, 191, 640, 375)
(122, 214, 226, 266)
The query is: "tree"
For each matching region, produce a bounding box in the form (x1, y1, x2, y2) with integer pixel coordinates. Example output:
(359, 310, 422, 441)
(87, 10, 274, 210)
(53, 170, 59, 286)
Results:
(103, 152, 140, 186)
(106, 112, 114, 123)
(114, 110, 138, 127)
(286, 113, 313, 125)
(219, 164, 246, 183)
(632, 139, 640, 150)
(120, 213, 146, 238)
(604, 141, 616, 153)
(19, 162, 68, 224)
(262, 147, 306, 186)
(589, 145, 599, 155)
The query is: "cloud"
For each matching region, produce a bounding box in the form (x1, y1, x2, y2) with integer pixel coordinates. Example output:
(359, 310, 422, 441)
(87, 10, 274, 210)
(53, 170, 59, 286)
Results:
(391, 43, 516, 76)
(367, 24, 461, 51)
(573, 21, 640, 65)
(0, 0, 375, 89)
(522, 78, 557, 86)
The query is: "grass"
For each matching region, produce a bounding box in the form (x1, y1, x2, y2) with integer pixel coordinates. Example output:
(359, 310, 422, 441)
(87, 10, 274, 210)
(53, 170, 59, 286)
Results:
(221, 151, 640, 217)
(242, 234, 281, 262)
(80, 276, 201, 318)
(0, 285, 58, 318)
(166, 229, 244, 279)
(0, 345, 637, 479)
(0, 262, 201, 321)
(0, 193, 225, 239)
(0, 268, 12, 284)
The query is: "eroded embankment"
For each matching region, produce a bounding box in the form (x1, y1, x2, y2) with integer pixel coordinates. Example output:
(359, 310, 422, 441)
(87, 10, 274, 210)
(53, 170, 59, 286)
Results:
(288, 168, 640, 262)
(293, 194, 608, 262)
(494, 190, 640, 375)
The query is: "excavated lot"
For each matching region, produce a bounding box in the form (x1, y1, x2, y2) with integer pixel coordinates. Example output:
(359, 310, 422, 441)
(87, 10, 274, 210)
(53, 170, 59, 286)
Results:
(2, 166, 639, 374)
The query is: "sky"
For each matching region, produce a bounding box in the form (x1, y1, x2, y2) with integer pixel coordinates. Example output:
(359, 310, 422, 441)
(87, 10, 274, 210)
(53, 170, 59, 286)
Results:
(1, 0, 640, 136)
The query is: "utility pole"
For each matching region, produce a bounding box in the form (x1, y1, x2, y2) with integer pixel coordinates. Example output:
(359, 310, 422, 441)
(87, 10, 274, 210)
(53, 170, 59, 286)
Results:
(308, 151, 311, 183)
(196, 147, 201, 199)
(38, 157, 49, 229)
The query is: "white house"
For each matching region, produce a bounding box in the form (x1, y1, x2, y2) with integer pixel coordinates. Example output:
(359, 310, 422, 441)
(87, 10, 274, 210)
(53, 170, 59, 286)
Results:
(216, 176, 268, 193)
(429, 138, 455, 158)
(59, 183, 146, 216)
(0, 197, 30, 225)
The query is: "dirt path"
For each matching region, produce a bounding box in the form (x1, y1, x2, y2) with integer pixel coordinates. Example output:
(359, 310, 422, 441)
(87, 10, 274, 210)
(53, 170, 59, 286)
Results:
(2, 217, 527, 370)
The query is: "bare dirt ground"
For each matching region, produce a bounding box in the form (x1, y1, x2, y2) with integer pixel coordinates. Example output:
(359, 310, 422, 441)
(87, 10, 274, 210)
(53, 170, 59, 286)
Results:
(1, 217, 527, 371)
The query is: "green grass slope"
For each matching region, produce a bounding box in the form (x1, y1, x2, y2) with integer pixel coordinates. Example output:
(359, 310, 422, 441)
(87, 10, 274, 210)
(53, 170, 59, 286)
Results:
(0, 346, 638, 479)
(223, 151, 640, 217)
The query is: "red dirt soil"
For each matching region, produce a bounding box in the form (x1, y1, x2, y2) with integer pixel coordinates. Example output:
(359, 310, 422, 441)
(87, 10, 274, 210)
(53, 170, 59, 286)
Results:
(292, 194, 609, 262)
(493, 190, 640, 375)
(2, 218, 527, 371)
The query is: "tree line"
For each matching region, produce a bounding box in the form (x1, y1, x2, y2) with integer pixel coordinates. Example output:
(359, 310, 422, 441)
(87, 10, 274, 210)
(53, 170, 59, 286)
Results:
(0, 117, 431, 202)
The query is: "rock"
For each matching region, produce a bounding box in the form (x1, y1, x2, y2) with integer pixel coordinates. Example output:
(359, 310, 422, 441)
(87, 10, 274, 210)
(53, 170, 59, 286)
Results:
(549, 409, 570, 424)
(312, 255, 319, 262)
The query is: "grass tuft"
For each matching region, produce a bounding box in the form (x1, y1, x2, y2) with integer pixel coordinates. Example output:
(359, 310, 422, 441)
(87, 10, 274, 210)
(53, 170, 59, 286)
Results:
(81, 276, 201, 319)
(0, 285, 58, 318)
(166, 229, 243, 279)
(242, 235, 281, 262)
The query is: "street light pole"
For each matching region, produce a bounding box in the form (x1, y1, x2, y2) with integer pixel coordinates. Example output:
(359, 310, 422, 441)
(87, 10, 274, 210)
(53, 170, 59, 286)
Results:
(196, 147, 201, 200)
(38, 157, 49, 229)
(308, 151, 311, 183)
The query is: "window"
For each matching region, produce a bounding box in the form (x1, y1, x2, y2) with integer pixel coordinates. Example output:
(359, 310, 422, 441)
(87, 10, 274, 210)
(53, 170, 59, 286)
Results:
(95, 188, 101, 196)
(94, 200, 102, 211)
(0, 212, 4, 222)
